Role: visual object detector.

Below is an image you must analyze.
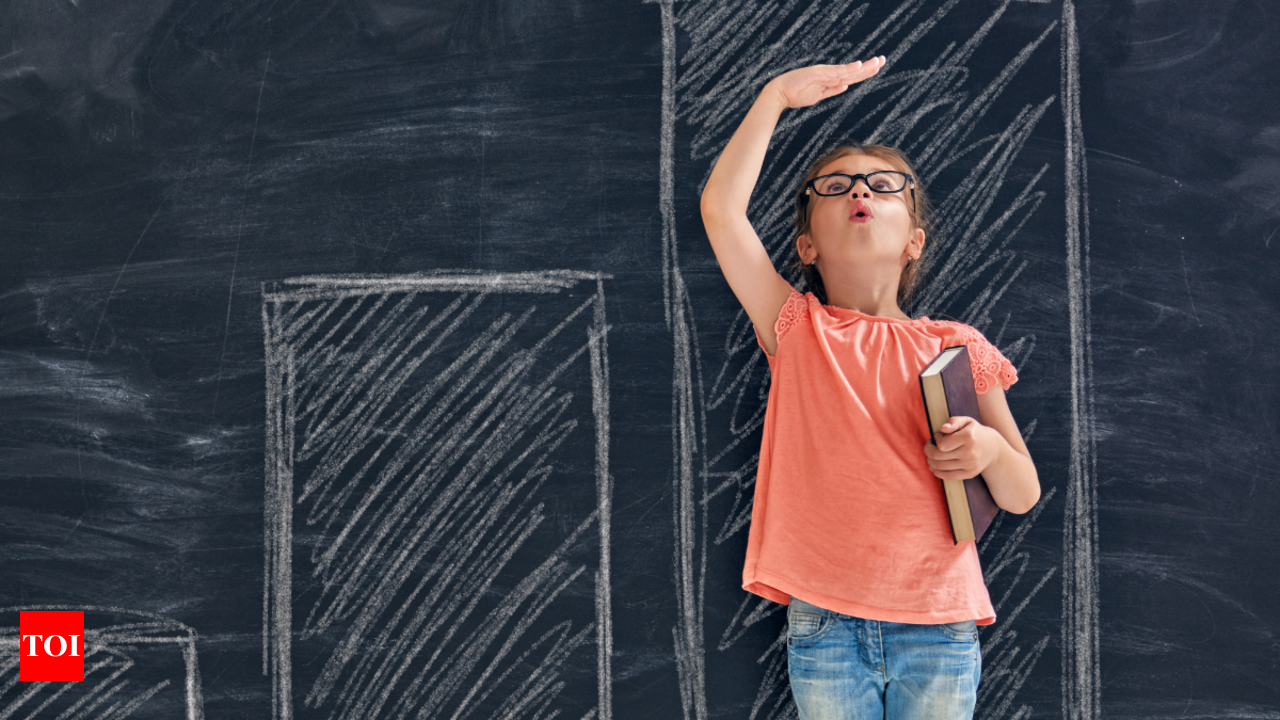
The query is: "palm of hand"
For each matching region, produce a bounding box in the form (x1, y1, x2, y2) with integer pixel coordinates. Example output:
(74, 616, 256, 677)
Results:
(770, 58, 885, 109)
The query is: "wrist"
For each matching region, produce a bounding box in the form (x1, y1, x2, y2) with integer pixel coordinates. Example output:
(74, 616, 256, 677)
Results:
(757, 81, 790, 113)
(980, 424, 1006, 471)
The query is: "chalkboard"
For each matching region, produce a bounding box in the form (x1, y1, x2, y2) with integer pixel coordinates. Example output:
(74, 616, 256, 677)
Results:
(2, 0, 1278, 718)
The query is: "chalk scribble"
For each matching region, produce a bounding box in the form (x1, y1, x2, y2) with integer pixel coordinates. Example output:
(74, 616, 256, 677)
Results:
(263, 272, 614, 720)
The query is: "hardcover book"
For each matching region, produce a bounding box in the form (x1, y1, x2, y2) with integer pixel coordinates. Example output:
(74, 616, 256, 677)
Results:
(919, 346, 1000, 544)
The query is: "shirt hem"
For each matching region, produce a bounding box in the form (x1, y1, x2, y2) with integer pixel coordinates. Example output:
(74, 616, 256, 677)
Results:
(745, 570, 997, 627)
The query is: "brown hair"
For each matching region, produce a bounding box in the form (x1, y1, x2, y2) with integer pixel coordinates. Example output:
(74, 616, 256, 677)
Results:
(791, 144, 934, 311)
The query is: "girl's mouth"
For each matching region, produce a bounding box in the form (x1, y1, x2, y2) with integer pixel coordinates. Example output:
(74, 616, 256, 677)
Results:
(850, 199, 873, 223)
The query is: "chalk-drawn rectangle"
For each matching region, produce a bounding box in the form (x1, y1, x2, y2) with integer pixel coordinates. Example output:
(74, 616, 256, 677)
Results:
(0, 608, 204, 720)
(263, 271, 613, 720)
(657, 1, 1096, 718)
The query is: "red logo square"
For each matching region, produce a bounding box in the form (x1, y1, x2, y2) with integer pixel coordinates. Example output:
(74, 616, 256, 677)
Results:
(19, 611, 85, 681)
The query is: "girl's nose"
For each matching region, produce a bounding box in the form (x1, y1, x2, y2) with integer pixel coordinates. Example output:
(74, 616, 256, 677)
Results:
(847, 179, 873, 197)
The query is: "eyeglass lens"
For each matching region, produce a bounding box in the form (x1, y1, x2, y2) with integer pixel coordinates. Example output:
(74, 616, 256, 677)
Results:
(813, 171, 908, 195)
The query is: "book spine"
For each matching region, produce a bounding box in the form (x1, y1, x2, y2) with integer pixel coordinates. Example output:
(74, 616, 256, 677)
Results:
(921, 371, 976, 544)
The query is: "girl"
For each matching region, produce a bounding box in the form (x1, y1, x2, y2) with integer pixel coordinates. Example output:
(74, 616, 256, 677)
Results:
(699, 59, 1041, 720)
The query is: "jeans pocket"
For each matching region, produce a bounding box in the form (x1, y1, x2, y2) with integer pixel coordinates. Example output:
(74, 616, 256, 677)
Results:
(939, 619, 978, 642)
(787, 598, 832, 645)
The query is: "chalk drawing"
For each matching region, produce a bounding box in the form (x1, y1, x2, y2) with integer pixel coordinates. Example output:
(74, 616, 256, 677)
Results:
(0, 605, 204, 720)
(1060, 2, 1100, 718)
(657, 0, 1097, 718)
(263, 271, 613, 720)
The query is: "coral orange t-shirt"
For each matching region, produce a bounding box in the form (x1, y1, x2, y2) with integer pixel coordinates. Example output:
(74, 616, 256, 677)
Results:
(745, 285, 1019, 626)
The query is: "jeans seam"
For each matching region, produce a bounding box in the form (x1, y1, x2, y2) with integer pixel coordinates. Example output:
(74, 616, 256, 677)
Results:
(874, 621, 886, 678)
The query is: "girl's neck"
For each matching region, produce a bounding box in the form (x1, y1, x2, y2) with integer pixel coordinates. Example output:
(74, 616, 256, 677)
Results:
(822, 279, 910, 321)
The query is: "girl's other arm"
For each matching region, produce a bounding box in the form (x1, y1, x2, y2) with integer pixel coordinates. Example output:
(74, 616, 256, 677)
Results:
(973, 387, 1040, 514)
(922, 387, 1040, 514)
(699, 60, 884, 355)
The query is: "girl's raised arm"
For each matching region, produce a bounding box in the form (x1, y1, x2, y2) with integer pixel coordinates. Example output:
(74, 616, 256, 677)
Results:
(699, 59, 884, 355)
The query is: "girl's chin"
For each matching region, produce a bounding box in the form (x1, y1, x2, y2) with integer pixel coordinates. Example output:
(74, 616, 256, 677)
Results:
(817, 241, 903, 257)
(818, 256, 909, 272)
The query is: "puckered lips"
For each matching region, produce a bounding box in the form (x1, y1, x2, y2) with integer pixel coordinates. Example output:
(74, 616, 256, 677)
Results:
(849, 199, 873, 224)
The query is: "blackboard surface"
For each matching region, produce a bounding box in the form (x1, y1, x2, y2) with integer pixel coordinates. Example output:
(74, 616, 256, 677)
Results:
(1, 0, 1277, 718)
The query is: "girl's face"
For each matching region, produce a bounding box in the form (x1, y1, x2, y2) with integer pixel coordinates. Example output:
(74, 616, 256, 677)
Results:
(796, 153, 924, 271)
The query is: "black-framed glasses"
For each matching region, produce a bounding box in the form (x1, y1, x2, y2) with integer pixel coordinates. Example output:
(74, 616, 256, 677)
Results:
(806, 171, 913, 196)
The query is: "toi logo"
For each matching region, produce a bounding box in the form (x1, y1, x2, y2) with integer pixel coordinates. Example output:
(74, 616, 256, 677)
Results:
(19, 611, 85, 681)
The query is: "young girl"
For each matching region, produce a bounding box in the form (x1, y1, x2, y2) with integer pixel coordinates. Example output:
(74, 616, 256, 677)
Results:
(699, 59, 1041, 720)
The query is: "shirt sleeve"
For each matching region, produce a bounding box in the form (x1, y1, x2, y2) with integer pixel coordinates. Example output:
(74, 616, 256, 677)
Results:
(753, 285, 809, 356)
(947, 323, 1019, 394)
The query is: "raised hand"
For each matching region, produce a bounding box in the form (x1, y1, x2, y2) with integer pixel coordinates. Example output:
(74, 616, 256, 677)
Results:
(766, 58, 886, 110)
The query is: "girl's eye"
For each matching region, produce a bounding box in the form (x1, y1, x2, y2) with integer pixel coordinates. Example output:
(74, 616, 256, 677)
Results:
(871, 179, 894, 191)
(824, 181, 847, 193)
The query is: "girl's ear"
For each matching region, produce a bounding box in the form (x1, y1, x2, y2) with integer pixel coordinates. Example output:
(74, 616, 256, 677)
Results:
(796, 233, 816, 264)
(910, 227, 925, 257)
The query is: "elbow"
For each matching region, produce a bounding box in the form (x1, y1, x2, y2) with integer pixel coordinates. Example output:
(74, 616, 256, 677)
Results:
(1005, 496, 1038, 515)
(699, 189, 744, 226)
(995, 449, 1039, 515)
(1003, 477, 1041, 515)
(699, 195, 714, 224)
(699, 202, 735, 241)
(700, 192, 724, 225)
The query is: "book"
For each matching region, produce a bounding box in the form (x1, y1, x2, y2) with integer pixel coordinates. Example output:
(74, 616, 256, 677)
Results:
(919, 346, 1000, 544)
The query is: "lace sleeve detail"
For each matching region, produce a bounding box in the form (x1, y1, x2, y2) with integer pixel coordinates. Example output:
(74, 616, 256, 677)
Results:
(774, 287, 811, 342)
(953, 324, 1019, 394)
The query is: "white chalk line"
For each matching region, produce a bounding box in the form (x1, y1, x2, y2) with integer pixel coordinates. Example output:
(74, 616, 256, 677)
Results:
(1061, 1, 1100, 718)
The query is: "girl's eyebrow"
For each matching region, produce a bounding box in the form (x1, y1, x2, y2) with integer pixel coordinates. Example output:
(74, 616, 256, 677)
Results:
(825, 167, 896, 175)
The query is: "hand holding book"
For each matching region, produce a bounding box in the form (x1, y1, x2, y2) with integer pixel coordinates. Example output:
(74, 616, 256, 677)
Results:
(921, 416, 1002, 483)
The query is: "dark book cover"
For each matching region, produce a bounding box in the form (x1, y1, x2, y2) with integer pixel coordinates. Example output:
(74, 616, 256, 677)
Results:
(920, 346, 1000, 544)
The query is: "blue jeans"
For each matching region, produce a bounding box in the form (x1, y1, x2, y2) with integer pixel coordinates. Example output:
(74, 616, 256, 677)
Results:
(786, 597, 982, 720)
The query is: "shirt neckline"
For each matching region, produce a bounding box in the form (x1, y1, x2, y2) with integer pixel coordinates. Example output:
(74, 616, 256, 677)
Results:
(805, 293, 932, 325)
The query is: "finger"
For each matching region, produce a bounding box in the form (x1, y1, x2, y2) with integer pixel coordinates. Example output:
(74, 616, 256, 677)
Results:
(929, 430, 969, 452)
(928, 437, 965, 458)
(935, 432, 954, 451)
(830, 59, 869, 76)
(845, 65, 882, 85)
(805, 66, 855, 87)
(858, 55, 886, 76)
(931, 462, 974, 479)
(827, 61, 863, 74)
(931, 445, 961, 461)
(940, 416, 975, 434)
(843, 56, 882, 73)
(838, 62, 875, 80)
